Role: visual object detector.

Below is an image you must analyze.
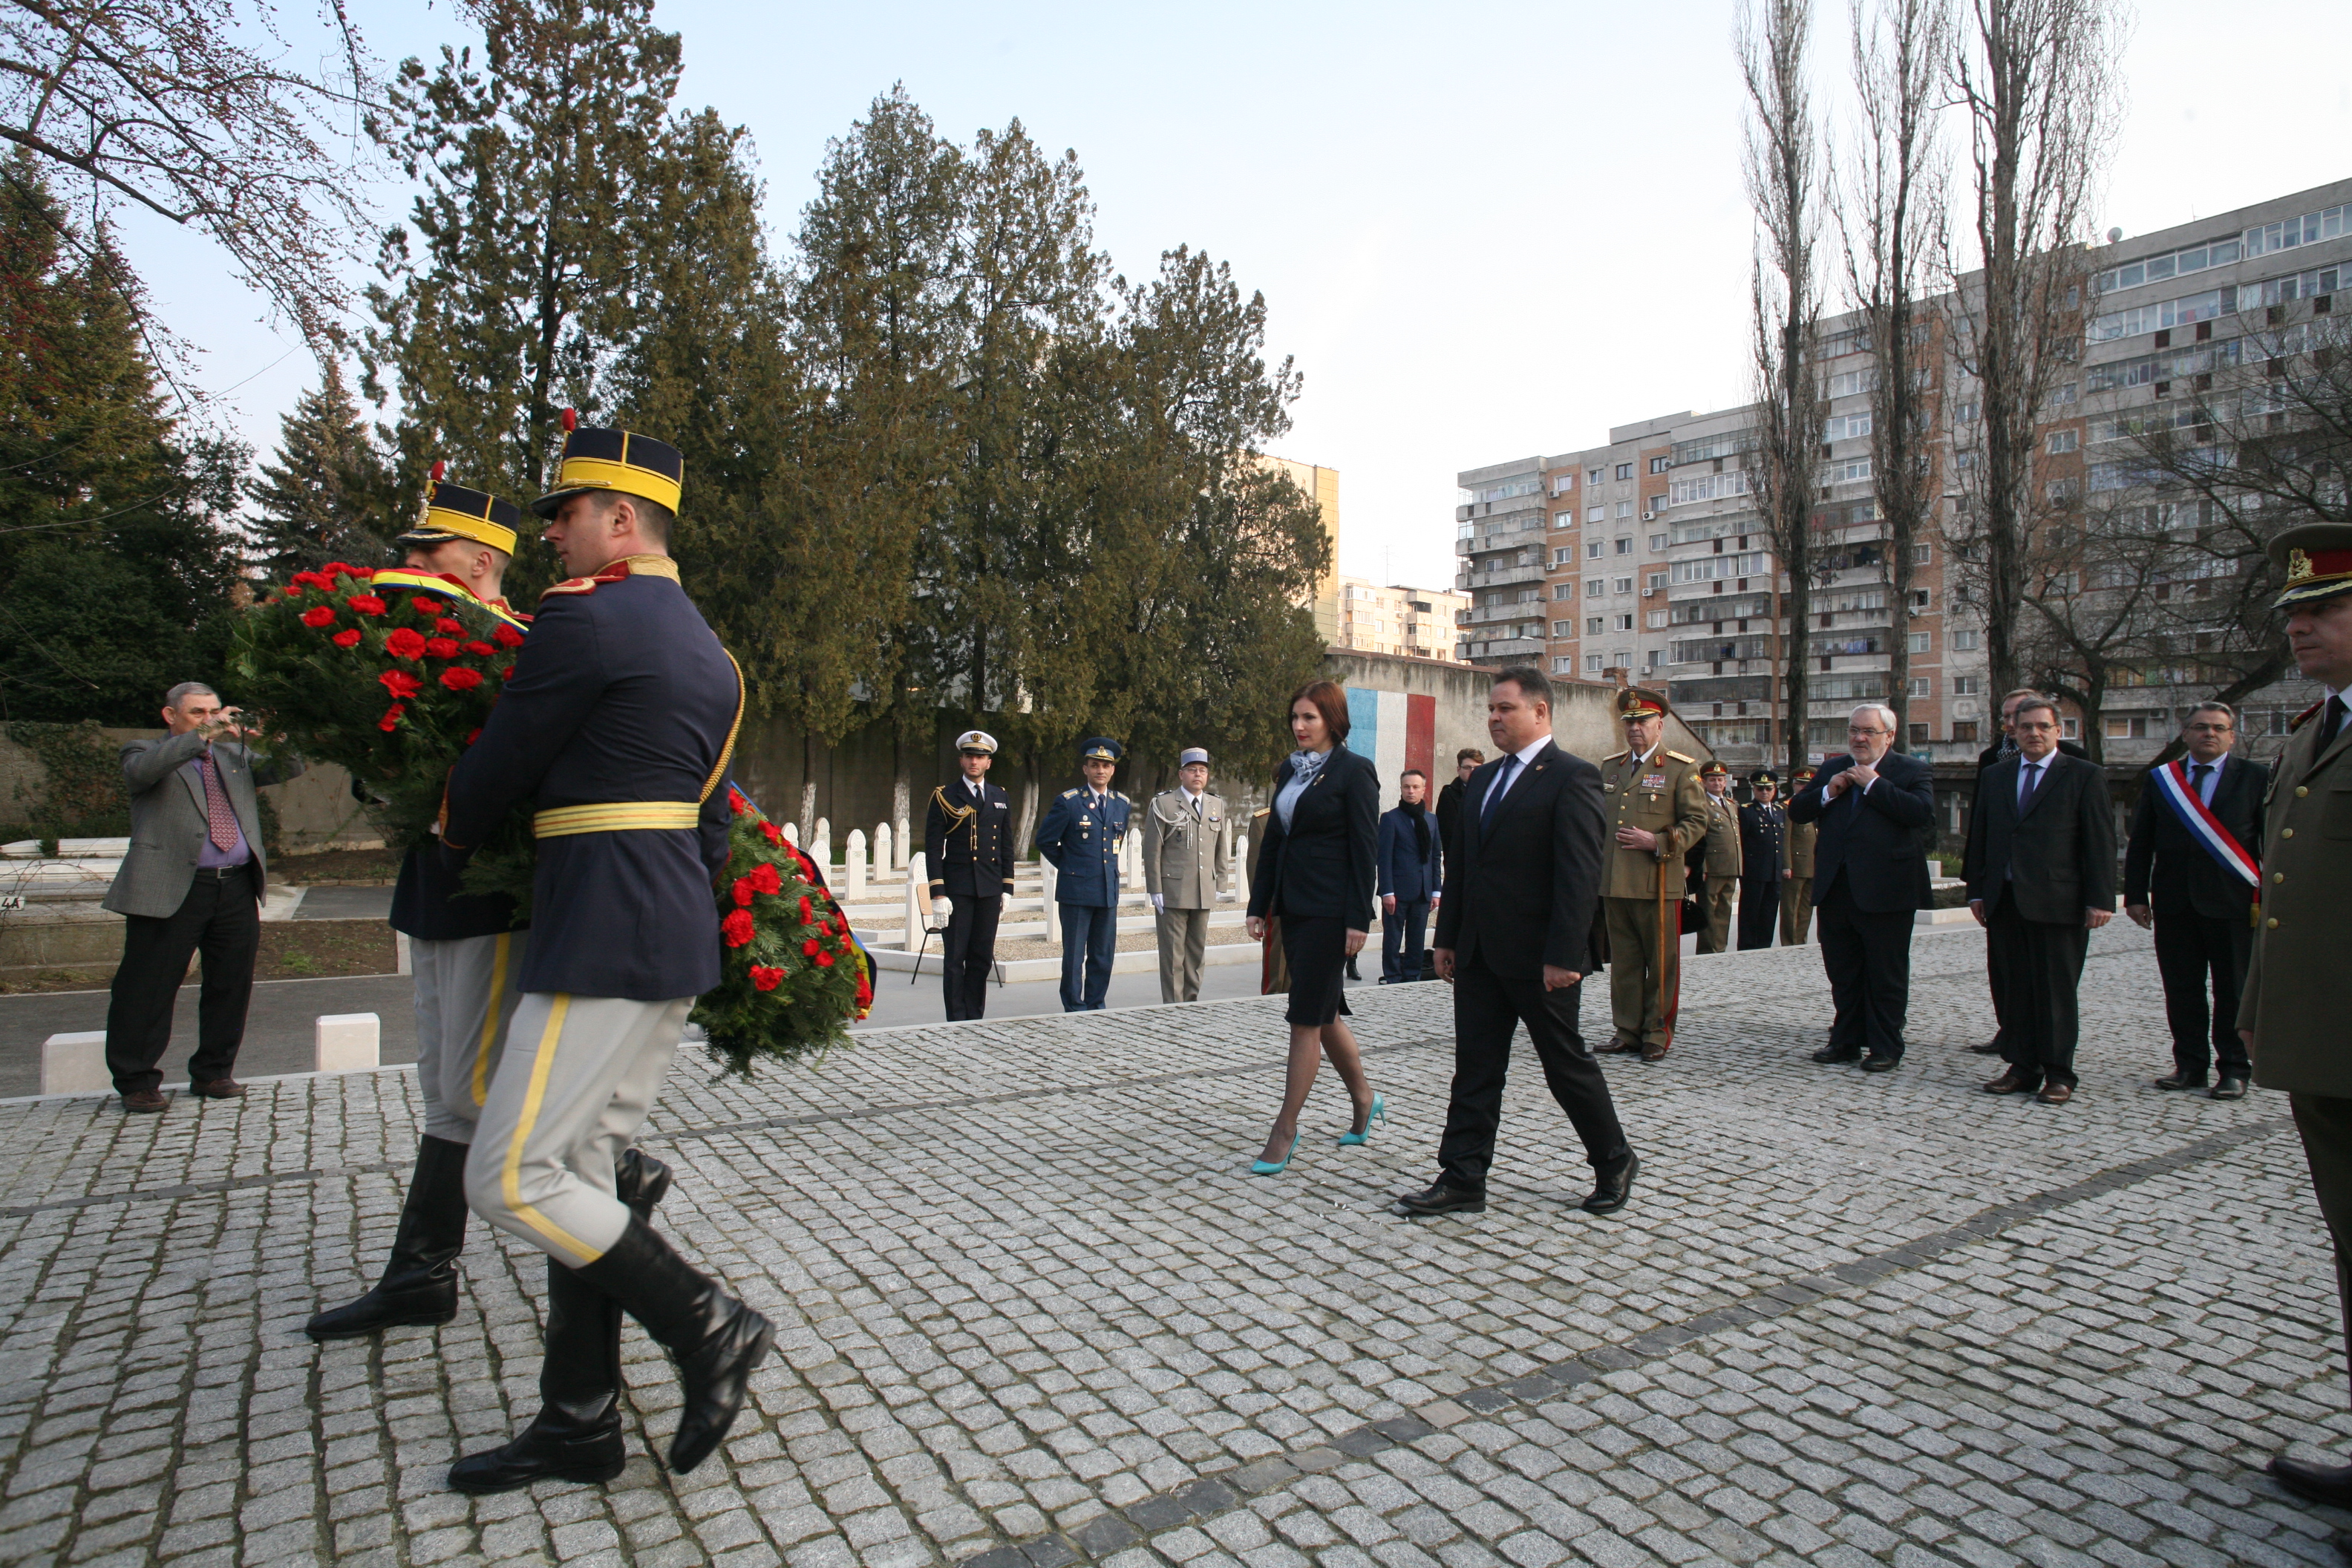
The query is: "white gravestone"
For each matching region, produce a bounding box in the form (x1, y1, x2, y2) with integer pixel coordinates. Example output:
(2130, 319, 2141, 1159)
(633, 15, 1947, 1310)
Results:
(844, 829, 867, 898)
(315, 1013, 381, 1074)
(903, 852, 927, 952)
(40, 1032, 110, 1096)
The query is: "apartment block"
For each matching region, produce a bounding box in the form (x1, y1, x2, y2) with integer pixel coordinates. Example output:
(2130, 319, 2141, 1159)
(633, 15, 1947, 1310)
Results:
(1454, 175, 2351, 769)
(1333, 577, 1469, 660)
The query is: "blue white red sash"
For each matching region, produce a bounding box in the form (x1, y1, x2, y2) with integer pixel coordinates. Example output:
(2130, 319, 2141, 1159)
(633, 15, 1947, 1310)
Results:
(2149, 759, 2258, 886)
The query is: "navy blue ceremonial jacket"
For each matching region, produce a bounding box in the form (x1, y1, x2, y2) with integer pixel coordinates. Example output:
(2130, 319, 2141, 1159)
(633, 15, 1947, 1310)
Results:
(444, 559, 738, 1000)
(1036, 788, 1130, 906)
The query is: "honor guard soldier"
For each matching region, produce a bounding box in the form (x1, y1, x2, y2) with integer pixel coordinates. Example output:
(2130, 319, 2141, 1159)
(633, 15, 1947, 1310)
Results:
(2243, 524, 2352, 1544)
(1692, 760, 1742, 954)
(440, 419, 771, 1492)
(1737, 771, 1788, 950)
(1783, 767, 1819, 944)
(926, 731, 1016, 1021)
(1036, 736, 1131, 1011)
(1143, 747, 1233, 1002)
(307, 469, 544, 1345)
(1595, 689, 1708, 1061)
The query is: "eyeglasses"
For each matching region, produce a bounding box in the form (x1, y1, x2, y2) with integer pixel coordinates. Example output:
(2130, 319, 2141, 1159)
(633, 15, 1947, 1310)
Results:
(1847, 727, 1891, 737)
(2183, 722, 2233, 733)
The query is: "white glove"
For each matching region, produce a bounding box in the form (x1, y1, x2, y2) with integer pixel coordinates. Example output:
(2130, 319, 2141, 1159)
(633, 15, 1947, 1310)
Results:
(931, 897, 952, 924)
(1150, 893, 1165, 912)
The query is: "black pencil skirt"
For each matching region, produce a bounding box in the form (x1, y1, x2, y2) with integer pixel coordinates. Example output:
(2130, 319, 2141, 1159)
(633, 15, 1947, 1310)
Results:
(1281, 914, 1355, 1027)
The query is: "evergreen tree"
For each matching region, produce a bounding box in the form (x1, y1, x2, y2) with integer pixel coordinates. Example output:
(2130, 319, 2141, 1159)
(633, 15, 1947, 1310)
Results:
(244, 360, 393, 575)
(0, 165, 246, 722)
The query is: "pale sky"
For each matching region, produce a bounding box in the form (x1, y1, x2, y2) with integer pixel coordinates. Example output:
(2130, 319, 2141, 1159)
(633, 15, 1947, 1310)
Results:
(111, 0, 2352, 595)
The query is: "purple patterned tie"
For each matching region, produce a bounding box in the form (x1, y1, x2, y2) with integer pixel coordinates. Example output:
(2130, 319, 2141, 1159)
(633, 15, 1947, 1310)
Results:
(200, 754, 238, 852)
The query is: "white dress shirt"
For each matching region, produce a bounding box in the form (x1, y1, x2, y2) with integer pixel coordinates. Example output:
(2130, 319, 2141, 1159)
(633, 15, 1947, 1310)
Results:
(1486, 734, 1553, 811)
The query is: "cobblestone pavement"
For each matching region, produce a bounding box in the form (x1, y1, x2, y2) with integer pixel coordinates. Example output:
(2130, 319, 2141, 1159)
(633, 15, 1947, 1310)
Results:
(1, 923, 2346, 1568)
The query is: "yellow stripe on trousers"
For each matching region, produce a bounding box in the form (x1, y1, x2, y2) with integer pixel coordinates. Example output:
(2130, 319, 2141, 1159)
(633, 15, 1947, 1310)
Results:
(471, 931, 510, 1110)
(501, 993, 602, 1265)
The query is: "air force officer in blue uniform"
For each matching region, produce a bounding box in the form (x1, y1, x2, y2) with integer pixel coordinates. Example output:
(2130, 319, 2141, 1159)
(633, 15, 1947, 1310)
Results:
(440, 422, 770, 1492)
(1036, 737, 1130, 1010)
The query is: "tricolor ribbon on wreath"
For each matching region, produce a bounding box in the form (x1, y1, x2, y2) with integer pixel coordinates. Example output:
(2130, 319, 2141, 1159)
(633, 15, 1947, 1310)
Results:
(2146, 757, 2262, 924)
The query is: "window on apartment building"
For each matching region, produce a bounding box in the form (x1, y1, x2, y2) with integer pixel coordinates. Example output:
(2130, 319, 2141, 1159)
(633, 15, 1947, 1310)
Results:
(1649, 533, 1667, 551)
(1553, 583, 1575, 600)
(1649, 456, 1670, 474)
(1552, 473, 1575, 494)
(2106, 716, 2149, 739)
(2046, 429, 2080, 454)
(1910, 589, 1930, 609)
(1614, 612, 1634, 631)
(1553, 546, 1574, 566)
(1586, 505, 1606, 523)
(1587, 468, 1604, 486)
(1647, 610, 1668, 629)
(1587, 654, 1604, 672)
(1909, 544, 1930, 565)
(1586, 616, 1604, 636)
(2046, 382, 2078, 407)
(1586, 540, 1604, 559)
(1614, 537, 1633, 555)
(1587, 580, 1604, 598)
(1552, 620, 1574, 638)
(1616, 463, 1633, 480)
(1614, 500, 1634, 518)
(1950, 628, 1979, 650)
(1910, 723, 1930, 746)
(1614, 650, 1633, 668)
(2062, 717, 2080, 739)
(1907, 633, 1930, 654)
(1552, 511, 1576, 531)
(1908, 678, 1930, 699)
(1647, 572, 1667, 592)
(1613, 576, 1633, 594)
(1952, 676, 1982, 696)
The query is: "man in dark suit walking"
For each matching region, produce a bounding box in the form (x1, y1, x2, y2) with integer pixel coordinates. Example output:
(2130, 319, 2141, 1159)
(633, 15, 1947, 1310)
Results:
(2123, 702, 2264, 1100)
(1967, 696, 2117, 1104)
(1967, 689, 2092, 1056)
(1395, 667, 1636, 1219)
(1376, 769, 1443, 983)
(102, 682, 304, 1112)
(1787, 703, 1935, 1071)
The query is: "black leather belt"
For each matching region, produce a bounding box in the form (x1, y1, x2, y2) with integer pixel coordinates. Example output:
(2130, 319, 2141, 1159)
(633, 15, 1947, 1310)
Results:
(192, 861, 254, 880)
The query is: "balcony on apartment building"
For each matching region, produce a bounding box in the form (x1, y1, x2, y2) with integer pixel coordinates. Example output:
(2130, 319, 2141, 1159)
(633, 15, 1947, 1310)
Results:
(1457, 559, 1547, 592)
(1456, 602, 1545, 628)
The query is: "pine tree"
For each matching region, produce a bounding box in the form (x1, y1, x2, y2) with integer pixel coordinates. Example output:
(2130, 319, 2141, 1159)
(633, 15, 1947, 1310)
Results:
(244, 361, 393, 575)
(0, 164, 246, 722)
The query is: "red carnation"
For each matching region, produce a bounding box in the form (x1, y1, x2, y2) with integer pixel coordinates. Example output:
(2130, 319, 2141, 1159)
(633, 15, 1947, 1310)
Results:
(496, 665, 514, 681)
(749, 865, 783, 897)
(815, 951, 835, 967)
(721, 909, 756, 947)
(434, 616, 463, 634)
(728, 791, 748, 814)
(379, 670, 423, 699)
(440, 667, 484, 692)
(300, 606, 336, 628)
(290, 570, 328, 591)
(760, 822, 785, 846)
(385, 627, 427, 659)
(423, 637, 459, 659)
(801, 938, 822, 957)
(732, 877, 757, 908)
(466, 728, 483, 745)
(463, 640, 494, 656)
(377, 703, 405, 732)
(749, 965, 785, 992)
(349, 595, 387, 616)
(332, 629, 362, 649)
(324, 562, 364, 579)
(411, 596, 441, 614)
(797, 895, 814, 924)
(493, 624, 526, 649)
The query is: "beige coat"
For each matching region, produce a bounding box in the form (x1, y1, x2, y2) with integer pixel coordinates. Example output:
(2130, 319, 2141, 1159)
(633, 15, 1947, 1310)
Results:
(1142, 788, 1232, 909)
(1788, 814, 1817, 879)
(2240, 704, 2352, 1095)
(1597, 748, 1711, 900)
(1698, 791, 1743, 878)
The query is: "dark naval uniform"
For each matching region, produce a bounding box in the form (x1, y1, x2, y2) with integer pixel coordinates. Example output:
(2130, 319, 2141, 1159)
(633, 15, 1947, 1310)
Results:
(309, 472, 539, 1346)
(1036, 737, 1131, 1011)
(1737, 782, 1787, 951)
(925, 733, 1017, 1022)
(441, 422, 772, 1493)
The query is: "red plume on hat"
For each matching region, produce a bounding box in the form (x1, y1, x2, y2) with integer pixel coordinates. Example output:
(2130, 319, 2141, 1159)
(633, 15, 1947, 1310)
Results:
(561, 407, 578, 432)
(429, 460, 446, 483)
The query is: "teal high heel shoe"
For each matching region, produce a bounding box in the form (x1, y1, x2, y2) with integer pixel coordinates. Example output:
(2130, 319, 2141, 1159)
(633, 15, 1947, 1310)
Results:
(1251, 1133, 1300, 1177)
(1336, 1093, 1388, 1147)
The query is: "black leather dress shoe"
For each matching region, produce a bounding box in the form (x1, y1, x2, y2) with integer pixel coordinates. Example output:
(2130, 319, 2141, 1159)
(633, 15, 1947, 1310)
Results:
(1393, 1182, 1486, 1217)
(2154, 1071, 2208, 1091)
(2270, 1454, 2352, 1509)
(1983, 1068, 2041, 1095)
(1967, 1039, 2004, 1054)
(2332, 1528, 2352, 1564)
(1583, 1152, 1637, 1215)
(1810, 1045, 1861, 1064)
(2211, 1077, 2248, 1101)
(1861, 1054, 1900, 1073)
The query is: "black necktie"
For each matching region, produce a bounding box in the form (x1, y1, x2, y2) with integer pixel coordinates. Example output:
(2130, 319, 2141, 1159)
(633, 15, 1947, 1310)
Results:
(2327, 696, 2349, 748)
(2019, 760, 2043, 806)
(1480, 756, 1519, 826)
(2190, 762, 2211, 803)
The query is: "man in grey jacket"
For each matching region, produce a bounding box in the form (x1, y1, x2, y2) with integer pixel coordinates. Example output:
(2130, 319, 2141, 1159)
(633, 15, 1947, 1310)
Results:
(102, 682, 303, 1111)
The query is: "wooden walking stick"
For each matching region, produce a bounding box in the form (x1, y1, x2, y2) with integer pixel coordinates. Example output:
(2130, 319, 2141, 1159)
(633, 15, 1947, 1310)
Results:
(1655, 846, 1676, 1054)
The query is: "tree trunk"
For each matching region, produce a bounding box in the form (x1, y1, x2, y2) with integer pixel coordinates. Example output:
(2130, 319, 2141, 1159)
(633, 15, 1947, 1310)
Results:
(800, 729, 819, 843)
(1013, 749, 1042, 867)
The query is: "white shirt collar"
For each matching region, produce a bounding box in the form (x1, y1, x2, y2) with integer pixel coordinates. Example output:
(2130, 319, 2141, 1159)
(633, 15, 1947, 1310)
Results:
(1512, 734, 1552, 768)
(1181, 786, 1203, 806)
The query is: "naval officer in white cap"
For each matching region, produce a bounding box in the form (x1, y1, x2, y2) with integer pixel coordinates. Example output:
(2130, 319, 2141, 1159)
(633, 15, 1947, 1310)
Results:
(925, 731, 1017, 1019)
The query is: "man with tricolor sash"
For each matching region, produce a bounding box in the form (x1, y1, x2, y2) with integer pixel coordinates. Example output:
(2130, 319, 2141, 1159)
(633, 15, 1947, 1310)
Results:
(307, 469, 546, 1345)
(2122, 701, 2264, 1100)
(437, 419, 773, 1492)
(2247, 523, 2352, 1546)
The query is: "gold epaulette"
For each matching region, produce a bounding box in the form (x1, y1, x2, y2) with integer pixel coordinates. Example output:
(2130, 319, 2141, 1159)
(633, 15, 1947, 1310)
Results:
(930, 784, 976, 824)
(1061, 788, 1080, 798)
(1665, 751, 1696, 765)
(2290, 699, 2326, 733)
(1602, 750, 1629, 762)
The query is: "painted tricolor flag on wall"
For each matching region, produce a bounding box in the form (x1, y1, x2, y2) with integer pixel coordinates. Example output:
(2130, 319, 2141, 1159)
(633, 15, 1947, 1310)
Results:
(1345, 688, 1436, 788)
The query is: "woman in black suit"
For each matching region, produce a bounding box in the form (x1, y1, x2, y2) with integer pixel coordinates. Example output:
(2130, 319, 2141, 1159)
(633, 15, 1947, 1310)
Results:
(1243, 680, 1382, 1174)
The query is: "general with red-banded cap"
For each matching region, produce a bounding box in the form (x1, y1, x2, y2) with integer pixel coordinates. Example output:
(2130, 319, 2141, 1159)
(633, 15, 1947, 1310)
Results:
(1594, 687, 1709, 1061)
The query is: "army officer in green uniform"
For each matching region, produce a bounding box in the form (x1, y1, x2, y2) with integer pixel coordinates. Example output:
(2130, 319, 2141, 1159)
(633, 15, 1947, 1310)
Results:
(1594, 688, 1710, 1062)
(2249, 523, 2352, 1545)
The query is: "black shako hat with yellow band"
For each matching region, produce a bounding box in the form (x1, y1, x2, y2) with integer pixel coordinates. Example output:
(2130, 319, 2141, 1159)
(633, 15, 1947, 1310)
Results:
(2270, 522, 2352, 610)
(396, 463, 524, 555)
(532, 411, 685, 519)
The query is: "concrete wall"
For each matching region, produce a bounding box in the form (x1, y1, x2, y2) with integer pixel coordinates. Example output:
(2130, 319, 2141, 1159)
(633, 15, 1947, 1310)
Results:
(1319, 651, 1711, 773)
(1, 726, 377, 853)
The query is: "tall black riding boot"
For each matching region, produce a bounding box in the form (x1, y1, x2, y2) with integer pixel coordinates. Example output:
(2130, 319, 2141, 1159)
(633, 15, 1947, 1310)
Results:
(448, 1149, 673, 1493)
(576, 1215, 773, 1475)
(307, 1135, 471, 1341)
